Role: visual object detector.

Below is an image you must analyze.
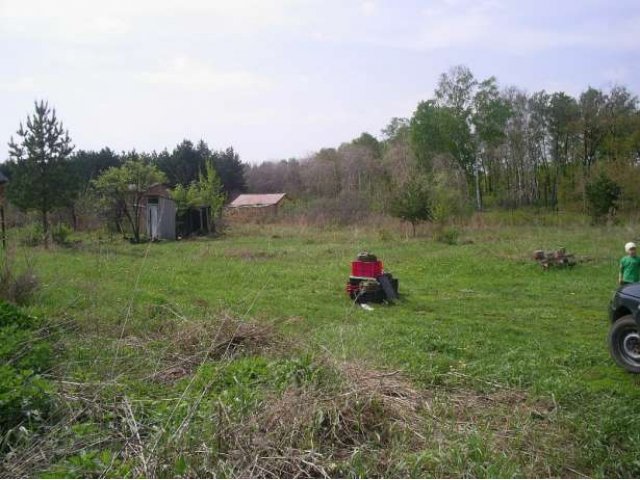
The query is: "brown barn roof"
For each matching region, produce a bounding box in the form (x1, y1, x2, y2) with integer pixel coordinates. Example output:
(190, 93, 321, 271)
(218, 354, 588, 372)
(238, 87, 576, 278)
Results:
(229, 193, 286, 208)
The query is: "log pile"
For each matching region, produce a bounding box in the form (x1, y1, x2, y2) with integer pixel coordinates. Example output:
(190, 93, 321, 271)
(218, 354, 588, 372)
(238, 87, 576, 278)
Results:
(533, 248, 576, 269)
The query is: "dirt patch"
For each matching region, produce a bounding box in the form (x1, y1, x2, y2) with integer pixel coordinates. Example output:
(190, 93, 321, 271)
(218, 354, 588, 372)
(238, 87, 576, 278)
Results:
(154, 366, 190, 383)
(225, 249, 278, 261)
(448, 387, 555, 416)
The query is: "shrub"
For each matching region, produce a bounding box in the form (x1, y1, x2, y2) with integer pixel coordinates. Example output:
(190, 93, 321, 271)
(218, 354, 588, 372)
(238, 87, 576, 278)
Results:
(390, 174, 433, 236)
(20, 223, 44, 247)
(586, 173, 621, 223)
(0, 258, 39, 306)
(0, 301, 53, 436)
(51, 223, 73, 246)
(436, 227, 460, 245)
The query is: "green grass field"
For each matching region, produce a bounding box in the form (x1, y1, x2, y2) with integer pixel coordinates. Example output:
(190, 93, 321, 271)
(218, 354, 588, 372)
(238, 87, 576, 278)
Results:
(4, 219, 640, 478)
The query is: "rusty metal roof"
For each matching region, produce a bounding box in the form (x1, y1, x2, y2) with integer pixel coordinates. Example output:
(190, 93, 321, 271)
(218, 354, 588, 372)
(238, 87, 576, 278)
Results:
(229, 193, 286, 208)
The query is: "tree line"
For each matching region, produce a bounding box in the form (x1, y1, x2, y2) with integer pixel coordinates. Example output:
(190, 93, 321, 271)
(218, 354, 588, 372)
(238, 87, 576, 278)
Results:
(3, 101, 247, 244)
(5, 67, 640, 243)
(246, 65, 640, 226)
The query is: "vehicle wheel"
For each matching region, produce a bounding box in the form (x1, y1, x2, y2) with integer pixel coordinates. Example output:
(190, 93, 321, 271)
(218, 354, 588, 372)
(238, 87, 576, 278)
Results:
(608, 315, 640, 373)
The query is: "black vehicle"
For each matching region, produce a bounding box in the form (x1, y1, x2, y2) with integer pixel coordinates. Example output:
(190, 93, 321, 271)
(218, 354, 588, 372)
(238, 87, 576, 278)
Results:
(609, 283, 640, 372)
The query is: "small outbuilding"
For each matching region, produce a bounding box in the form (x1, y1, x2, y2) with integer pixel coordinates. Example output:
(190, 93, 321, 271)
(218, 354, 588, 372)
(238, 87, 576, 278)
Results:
(140, 184, 177, 240)
(227, 193, 287, 220)
(138, 184, 219, 241)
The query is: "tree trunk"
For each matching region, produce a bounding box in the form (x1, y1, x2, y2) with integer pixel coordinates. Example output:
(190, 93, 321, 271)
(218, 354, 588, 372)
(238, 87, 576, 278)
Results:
(41, 209, 49, 249)
(474, 159, 483, 211)
(70, 204, 78, 231)
(123, 207, 138, 243)
(130, 195, 143, 243)
(1, 206, 6, 251)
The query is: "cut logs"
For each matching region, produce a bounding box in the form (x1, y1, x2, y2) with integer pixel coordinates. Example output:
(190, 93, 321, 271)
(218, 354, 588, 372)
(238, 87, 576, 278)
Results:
(533, 247, 577, 269)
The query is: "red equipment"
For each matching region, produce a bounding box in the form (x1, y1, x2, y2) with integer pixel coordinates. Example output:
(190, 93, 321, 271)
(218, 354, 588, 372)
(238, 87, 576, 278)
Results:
(351, 260, 383, 278)
(346, 252, 398, 303)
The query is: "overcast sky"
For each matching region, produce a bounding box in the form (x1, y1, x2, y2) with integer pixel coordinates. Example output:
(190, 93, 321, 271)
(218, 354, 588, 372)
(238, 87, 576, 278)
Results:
(1, 0, 639, 163)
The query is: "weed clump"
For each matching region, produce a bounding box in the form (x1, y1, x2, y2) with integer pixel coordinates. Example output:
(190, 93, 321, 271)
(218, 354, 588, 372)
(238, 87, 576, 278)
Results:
(51, 223, 73, 246)
(435, 227, 460, 245)
(153, 315, 283, 383)
(0, 302, 53, 442)
(0, 257, 39, 306)
(213, 362, 427, 478)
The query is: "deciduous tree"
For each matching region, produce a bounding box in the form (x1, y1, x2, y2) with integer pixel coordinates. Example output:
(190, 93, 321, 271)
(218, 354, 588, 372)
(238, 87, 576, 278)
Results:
(93, 155, 166, 243)
(171, 160, 225, 233)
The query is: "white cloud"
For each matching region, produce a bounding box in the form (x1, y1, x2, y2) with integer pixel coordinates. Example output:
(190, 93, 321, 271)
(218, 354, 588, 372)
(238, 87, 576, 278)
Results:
(361, 1, 377, 16)
(0, 1, 130, 42)
(301, 0, 639, 54)
(134, 56, 272, 92)
(0, 0, 301, 43)
(0, 76, 38, 93)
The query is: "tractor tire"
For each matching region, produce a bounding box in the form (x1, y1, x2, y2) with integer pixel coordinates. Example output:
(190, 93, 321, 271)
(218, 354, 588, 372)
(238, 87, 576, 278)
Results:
(608, 315, 640, 373)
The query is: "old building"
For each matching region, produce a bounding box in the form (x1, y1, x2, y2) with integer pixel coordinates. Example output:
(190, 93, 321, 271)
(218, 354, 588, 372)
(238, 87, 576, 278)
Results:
(140, 184, 177, 240)
(226, 193, 287, 220)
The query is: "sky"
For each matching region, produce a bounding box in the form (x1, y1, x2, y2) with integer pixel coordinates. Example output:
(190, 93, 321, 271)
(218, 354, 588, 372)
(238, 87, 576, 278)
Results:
(1, 0, 639, 164)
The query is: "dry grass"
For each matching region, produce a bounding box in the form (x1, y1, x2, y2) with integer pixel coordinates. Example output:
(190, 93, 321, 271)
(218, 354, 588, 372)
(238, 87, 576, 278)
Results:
(214, 362, 428, 478)
(0, 308, 578, 479)
(151, 316, 283, 383)
(210, 360, 572, 478)
(0, 253, 39, 306)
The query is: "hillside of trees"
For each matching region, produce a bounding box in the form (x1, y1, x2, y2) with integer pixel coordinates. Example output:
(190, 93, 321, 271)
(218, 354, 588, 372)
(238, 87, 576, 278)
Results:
(246, 65, 640, 224)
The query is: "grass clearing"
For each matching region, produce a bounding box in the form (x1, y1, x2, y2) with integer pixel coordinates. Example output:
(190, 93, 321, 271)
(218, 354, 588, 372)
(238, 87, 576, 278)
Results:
(2, 221, 640, 477)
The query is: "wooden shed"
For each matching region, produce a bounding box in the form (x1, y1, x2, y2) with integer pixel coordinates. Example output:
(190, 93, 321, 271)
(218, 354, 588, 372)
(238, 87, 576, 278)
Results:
(226, 193, 287, 220)
(140, 184, 177, 240)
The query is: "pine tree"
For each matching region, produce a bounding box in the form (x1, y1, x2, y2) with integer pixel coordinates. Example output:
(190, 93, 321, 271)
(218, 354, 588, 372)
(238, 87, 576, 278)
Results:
(7, 101, 75, 247)
(390, 174, 433, 236)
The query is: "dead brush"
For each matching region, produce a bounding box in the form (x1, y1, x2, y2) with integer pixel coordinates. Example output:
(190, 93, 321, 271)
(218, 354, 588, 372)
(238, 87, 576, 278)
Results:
(151, 314, 284, 383)
(0, 253, 39, 306)
(215, 362, 428, 478)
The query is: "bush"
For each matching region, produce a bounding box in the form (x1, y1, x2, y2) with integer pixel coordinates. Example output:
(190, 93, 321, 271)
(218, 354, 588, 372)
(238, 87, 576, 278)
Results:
(435, 227, 460, 245)
(0, 301, 53, 436)
(20, 223, 44, 247)
(0, 258, 39, 306)
(390, 173, 433, 236)
(586, 173, 621, 223)
(51, 223, 73, 246)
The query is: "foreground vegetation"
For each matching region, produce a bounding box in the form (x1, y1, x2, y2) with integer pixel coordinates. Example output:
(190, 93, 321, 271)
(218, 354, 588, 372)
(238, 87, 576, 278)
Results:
(2, 216, 640, 477)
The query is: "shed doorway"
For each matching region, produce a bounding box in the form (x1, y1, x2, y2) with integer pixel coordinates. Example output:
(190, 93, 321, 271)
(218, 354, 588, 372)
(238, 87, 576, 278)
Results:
(147, 197, 160, 240)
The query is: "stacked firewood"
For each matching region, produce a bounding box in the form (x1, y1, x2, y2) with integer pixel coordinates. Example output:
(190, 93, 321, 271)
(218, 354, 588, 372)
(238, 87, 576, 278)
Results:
(533, 247, 576, 269)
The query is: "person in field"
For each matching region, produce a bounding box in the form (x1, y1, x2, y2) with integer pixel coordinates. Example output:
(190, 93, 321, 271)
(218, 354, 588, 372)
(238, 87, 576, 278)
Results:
(619, 242, 640, 285)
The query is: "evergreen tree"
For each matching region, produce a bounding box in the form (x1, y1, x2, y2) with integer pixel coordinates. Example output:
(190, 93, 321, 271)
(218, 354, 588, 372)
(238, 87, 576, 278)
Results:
(585, 172, 621, 223)
(7, 101, 75, 247)
(390, 173, 433, 236)
(213, 147, 247, 196)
